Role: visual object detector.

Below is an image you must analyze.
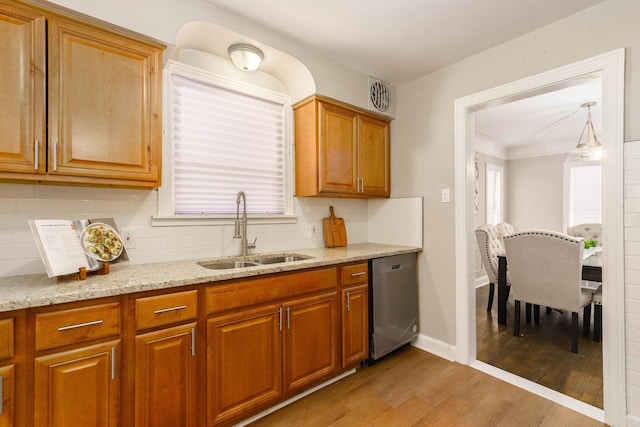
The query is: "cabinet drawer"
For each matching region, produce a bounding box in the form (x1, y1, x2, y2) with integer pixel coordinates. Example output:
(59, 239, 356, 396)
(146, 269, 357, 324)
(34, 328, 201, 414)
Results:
(0, 318, 13, 359)
(35, 302, 120, 351)
(135, 290, 198, 330)
(341, 263, 368, 286)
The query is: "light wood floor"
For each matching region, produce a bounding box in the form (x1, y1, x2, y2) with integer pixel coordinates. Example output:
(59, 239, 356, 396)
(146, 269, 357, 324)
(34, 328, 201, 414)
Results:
(249, 346, 603, 426)
(476, 285, 603, 408)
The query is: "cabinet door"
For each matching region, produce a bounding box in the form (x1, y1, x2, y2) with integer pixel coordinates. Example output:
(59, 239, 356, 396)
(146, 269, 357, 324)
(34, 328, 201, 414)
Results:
(283, 292, 338, 394)
(34, 340, 120, 427)
(317, 101, 359, 195)
(0, 3, 45, 175)
(135, 323, 197, 427)
(207, 305, 282, 426)
(47, 17, 162, 185)
(0, 364, 14, 427)
(342, 284, 369, 367)
(359, 115, 390, 197)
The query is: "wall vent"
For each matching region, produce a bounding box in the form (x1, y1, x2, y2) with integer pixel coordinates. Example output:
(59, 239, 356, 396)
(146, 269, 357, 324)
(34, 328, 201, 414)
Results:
(368, 77, 391, 113)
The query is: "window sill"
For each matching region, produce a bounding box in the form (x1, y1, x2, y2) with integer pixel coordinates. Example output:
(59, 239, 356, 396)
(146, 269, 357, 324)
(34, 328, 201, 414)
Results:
(151, 214, 298, 227)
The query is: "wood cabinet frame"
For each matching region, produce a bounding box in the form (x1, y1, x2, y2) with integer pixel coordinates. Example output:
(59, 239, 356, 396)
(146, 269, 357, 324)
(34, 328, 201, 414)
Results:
(0, 0, 164, 189)
(6, 260, 373, 426)
(294, 95, 391, 198)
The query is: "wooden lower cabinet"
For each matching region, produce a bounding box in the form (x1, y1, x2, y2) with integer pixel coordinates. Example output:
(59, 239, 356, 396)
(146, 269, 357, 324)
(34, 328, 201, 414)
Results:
(341, 284, 369, 367)
(283, 293, 338, 394)
(207, 292, 338, 426)
(34, 340, 120, 427)
(207, 304, 282, 426)
(134, 323, 197, 427)
(0, 364, 15, 427)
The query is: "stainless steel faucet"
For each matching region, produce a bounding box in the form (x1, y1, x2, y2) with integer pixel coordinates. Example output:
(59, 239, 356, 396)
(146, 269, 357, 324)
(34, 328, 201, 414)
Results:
(234, 191, 257, 256)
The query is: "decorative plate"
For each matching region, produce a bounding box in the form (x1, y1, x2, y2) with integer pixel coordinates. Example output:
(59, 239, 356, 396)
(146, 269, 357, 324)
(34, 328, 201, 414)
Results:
(80, 223, 124, 262)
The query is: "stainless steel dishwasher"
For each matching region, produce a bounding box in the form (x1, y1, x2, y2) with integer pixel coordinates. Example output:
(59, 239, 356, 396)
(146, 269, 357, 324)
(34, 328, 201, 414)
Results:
(368, 252, 418, 361)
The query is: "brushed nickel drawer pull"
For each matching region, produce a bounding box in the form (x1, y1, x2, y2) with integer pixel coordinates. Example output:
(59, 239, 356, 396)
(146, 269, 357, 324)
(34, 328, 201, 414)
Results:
(286, 307, 291, 330)
(111, 346, 116, 380)
(346, 292, 351, 312)
(53, 141, 58, 171)
(278, 308, 283, 331)
(34, 139, 39, 169)
(350, 272, 366, 277)
(0, 374, 3, 414)
(191, 327, 196, 357)
(153, 305, 187, 315)
(58, 319, 103, 331)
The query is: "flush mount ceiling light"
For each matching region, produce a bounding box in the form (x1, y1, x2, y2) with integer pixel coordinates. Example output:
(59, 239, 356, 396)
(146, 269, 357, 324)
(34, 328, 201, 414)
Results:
(568, 101, 602, 161)
(228, 44, 264, 71)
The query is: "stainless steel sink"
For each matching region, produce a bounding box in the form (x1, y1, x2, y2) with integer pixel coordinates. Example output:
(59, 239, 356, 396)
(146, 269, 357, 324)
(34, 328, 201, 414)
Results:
(198, 260, 260, 270)
(253, 255, 311, 264)
(198, 254, 312, 270)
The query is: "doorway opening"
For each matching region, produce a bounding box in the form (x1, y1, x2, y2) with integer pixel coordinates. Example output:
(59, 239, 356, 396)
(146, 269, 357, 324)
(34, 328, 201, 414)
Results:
(454, 49, 625, 425)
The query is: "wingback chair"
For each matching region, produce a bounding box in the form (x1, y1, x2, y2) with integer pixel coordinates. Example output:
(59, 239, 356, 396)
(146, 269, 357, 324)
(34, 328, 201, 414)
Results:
(475, 224, 508, 311)
(503, 230, 593, 353)
(567, 223, 602, 245)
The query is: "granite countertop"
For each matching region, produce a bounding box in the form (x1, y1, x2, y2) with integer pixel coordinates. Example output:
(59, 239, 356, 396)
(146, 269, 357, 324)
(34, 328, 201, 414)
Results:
(0, 243, 421, 312)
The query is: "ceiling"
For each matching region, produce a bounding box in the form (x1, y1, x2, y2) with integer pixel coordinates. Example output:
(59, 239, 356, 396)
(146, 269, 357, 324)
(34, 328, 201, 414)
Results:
(203, 0, 605, 85)
(200, 0, 606, 158)
(475, 75, 603, 159)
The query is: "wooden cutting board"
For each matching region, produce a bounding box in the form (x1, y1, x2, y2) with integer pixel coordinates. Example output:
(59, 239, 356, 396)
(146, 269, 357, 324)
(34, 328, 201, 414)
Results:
(322, 206, 347, 247)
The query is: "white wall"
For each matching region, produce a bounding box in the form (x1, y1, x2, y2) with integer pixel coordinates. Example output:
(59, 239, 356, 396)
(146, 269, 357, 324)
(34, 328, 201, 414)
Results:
(507, 153, 566, 232)
(392, 0, 640, 420)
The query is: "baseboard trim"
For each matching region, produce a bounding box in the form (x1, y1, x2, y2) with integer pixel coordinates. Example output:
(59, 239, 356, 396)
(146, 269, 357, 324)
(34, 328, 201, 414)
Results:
(476, 275, 489, 288)
(235, 368, 357, 426)
(412, 333, 456, 361)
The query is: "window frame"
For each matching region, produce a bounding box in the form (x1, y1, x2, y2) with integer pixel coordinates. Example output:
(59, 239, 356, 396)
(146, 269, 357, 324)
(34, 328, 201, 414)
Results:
(154, 61, 296, 227)
(563, 158, 602, 231)
(485, 163, 504, 226)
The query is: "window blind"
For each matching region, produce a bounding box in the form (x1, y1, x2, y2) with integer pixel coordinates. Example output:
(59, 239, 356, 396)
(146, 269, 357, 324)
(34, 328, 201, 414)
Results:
(171, 74, 285, 215)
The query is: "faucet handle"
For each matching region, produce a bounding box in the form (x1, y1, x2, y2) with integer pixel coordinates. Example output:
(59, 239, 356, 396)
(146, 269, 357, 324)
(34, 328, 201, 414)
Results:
(247, 237, 257, 250)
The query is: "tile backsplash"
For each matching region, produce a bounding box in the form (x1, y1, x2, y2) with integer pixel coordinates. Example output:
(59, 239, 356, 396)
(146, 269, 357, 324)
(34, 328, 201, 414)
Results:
(0, 183, 423, 278)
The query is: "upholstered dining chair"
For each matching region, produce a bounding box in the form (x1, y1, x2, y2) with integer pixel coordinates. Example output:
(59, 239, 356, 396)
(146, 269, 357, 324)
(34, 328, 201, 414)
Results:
(567, 223, 602, 245)
(475, 224, 508, 311)
(496, 222, 519, 246)
(503, 230, 593, 353)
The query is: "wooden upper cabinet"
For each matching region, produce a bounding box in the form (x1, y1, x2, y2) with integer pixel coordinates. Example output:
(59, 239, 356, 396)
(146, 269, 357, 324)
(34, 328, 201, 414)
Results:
(359, 114, 390, 197)
(0, 2, 46, 175)
(0, 1, 164, 188)
(294, 95, 390, 198)
(317, 102, 359, 194)
(47, 16, 162, 187)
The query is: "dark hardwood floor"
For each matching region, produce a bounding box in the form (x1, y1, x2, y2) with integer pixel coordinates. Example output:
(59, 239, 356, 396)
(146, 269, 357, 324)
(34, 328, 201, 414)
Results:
(476, 285, 603, 409)
(250, 346, 603, 426)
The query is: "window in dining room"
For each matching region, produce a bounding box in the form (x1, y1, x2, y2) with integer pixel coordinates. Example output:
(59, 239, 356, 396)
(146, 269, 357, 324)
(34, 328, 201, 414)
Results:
(565, 161, 602, 226)
(486, 163, 503, 225)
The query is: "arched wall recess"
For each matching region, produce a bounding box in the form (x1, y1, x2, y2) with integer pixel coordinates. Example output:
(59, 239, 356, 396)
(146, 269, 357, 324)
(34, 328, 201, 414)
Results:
(173, 21, 316, 102)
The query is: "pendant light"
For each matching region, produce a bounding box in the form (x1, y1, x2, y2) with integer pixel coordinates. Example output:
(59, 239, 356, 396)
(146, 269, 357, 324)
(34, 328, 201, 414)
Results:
(568, 101, 602, 161)
(228, 44, 264, 72)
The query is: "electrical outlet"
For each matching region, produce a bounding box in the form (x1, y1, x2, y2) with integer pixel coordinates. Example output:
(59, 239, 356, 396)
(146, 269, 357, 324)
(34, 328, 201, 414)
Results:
(121, 228, 136, 249)
(441, 188, 451, 203)
(311, 224, 318, 237)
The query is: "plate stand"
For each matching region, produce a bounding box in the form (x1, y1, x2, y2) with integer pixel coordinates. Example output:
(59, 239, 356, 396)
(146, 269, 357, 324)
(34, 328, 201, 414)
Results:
(57, 263, 110, 282)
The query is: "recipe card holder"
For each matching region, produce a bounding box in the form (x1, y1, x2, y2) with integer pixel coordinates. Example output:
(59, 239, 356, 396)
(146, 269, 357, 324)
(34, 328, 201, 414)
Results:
(56, 263, 110, 282)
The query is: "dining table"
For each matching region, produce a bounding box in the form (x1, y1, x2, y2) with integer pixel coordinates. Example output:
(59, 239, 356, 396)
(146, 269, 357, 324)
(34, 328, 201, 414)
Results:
(496, 250, 602, 326)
